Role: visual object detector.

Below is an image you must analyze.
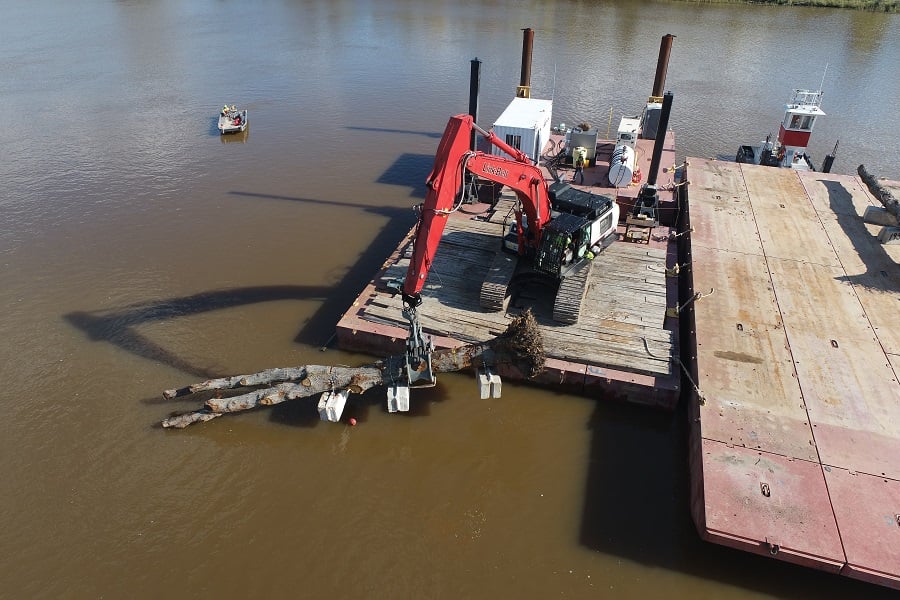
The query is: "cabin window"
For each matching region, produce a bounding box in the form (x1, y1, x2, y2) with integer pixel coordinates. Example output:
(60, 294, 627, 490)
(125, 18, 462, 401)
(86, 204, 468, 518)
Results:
(786, 114, 815, 131)
(505, 134, 522, 150)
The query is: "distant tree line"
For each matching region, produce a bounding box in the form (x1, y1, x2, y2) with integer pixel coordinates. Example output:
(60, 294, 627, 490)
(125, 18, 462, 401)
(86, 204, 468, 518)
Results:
(677, 0, 898, 12)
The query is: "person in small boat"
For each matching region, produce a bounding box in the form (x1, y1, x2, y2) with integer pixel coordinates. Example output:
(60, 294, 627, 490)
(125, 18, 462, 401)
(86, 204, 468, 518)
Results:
(234, 114, 241, 126)
(222, 104, 230, 116)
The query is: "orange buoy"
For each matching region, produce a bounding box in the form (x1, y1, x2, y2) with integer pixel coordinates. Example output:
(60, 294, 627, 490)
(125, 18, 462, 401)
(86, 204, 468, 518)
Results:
(349, 418, 358, 426)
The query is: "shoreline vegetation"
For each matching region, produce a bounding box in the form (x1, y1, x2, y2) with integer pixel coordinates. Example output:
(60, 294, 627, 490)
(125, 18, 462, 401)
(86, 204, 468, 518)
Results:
(677, 0, 898, 11)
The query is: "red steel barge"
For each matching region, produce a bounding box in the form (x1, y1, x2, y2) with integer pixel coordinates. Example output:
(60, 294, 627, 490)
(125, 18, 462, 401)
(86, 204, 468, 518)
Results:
(680, 81, 899, 589)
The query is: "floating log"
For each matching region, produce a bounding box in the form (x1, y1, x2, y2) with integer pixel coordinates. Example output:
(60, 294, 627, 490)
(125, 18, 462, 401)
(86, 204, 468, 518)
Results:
(161, 310, 544, 428)
(858, 164, 899, 219)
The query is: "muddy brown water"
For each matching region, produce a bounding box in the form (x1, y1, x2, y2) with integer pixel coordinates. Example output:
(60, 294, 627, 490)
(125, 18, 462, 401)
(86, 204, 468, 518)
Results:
(2, 1, 898, 597)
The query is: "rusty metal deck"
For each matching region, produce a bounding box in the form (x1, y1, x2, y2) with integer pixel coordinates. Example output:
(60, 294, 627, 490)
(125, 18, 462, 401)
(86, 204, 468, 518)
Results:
(685, 158, 900, 590)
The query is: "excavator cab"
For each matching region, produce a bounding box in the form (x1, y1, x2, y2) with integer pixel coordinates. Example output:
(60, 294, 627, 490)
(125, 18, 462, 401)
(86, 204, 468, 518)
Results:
(534, 213, 591, 276)
(534, 182, 618, 277)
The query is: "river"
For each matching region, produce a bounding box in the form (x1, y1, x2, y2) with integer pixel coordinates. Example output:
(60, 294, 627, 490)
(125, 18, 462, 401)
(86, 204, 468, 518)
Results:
(1, 1, 898, 598)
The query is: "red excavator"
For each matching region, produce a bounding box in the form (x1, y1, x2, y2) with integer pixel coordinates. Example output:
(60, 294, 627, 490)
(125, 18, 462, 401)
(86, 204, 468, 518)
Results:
(387, 113, 619, 401)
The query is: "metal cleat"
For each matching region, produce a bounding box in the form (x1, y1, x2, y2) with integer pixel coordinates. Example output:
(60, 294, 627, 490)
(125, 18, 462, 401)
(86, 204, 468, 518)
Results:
(387, 384, 410, 413)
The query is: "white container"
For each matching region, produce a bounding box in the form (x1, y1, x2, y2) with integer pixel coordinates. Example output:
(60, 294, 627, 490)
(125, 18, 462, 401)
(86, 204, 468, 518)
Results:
(616, 117, 640, 149)
(608, 144, 635, 186)
(491, 97, 553, 164)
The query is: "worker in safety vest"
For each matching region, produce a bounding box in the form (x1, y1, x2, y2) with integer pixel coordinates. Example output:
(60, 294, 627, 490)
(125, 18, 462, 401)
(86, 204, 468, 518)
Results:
(574, 156, 585, 185)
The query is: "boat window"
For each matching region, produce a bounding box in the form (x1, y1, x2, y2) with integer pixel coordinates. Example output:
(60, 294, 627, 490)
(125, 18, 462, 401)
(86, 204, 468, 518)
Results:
(800, 115, 814, 130)
(789, 114, 802, 129)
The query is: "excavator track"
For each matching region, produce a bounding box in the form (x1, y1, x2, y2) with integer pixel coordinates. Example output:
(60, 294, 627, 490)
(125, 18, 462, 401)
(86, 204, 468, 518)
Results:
(552, 260, 592, 324)
(479, 252, 517, 312)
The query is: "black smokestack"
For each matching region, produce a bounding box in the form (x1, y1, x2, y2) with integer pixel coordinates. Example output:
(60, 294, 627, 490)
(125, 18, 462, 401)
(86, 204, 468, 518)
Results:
(469, 58, 481, 151)
(517, 28, 534, 98)
(647, 92, 673, 186)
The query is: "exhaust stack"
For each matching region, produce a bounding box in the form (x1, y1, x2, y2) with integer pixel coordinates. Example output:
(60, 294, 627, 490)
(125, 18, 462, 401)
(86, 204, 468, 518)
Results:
(464, 58, 482, 202)
(642, 34, 675, 140)
(651, 34, 676, 99)
(516, 28, 534, 98)
(634, 91, 674, 222)
(468, 58, 481, 152)
(647, 91, 674, 188)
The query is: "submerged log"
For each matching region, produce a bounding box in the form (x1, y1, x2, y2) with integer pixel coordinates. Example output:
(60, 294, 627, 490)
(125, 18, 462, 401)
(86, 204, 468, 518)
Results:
(858, 164, 899, 219)
(161, 310, 544, 429)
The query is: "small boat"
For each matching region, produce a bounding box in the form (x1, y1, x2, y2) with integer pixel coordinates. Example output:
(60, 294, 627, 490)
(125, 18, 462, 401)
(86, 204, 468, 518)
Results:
(218, 105, 248, 134)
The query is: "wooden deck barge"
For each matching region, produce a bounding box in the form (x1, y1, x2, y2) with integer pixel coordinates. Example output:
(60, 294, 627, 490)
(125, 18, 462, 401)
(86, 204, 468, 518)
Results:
(336, 132, 682, 407)
(682, 158, 900, 590)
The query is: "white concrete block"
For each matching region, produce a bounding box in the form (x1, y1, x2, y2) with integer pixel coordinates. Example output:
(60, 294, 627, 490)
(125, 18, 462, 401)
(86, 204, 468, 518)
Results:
(317, 394, 329, 421)
(387, 385, 410, 413)
(478, 372, 491, 399)
(489, 374, 502, 398)
(323, 389, 349, 422)
(477, 370, 502, 399)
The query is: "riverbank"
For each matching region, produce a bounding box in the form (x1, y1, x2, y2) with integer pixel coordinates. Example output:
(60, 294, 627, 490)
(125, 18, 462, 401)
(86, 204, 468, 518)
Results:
(678, 0, 898, 12)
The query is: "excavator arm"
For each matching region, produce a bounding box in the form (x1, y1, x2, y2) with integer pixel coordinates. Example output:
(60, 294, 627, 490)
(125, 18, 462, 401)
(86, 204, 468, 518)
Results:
(391, 113, 552, 398)
(402, 113, 552, 304)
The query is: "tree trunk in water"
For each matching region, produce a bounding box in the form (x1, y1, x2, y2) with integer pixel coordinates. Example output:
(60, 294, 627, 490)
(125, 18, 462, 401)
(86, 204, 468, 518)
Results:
(161, 310, 544, 429)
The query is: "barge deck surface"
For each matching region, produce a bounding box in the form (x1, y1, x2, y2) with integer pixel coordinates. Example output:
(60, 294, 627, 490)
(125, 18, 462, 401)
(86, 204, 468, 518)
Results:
(336, 133, 682, 407)
(685, 157, 900, 590)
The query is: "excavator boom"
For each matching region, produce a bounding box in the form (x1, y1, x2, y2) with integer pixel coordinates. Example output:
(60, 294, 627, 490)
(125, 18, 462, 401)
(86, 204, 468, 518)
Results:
(402, 113, 552, 303)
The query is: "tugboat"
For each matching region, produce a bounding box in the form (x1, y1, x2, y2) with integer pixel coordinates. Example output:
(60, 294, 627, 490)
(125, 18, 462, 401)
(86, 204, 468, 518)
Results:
(736, 88, 836, 172)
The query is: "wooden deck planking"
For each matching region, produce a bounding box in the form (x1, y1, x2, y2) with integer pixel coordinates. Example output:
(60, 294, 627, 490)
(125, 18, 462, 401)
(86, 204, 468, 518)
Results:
(341, 196, 677, 385)
(688, 157, 900, 590)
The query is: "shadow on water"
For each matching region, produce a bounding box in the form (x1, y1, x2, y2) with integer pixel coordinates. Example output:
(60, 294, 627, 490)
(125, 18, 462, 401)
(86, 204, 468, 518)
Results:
(65, 285, 334, 380)
(226, 190, 418, 349)
(64, 188, 418, 381)
(346, 126, 442, 140)
(375, 153, 434, 199)
(580, 397, 897, 598)
(824, 180, 899, 293)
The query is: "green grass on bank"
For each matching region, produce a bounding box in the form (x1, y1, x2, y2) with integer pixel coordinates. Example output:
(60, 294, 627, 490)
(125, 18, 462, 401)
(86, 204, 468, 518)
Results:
(677, 0, 898, 12)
